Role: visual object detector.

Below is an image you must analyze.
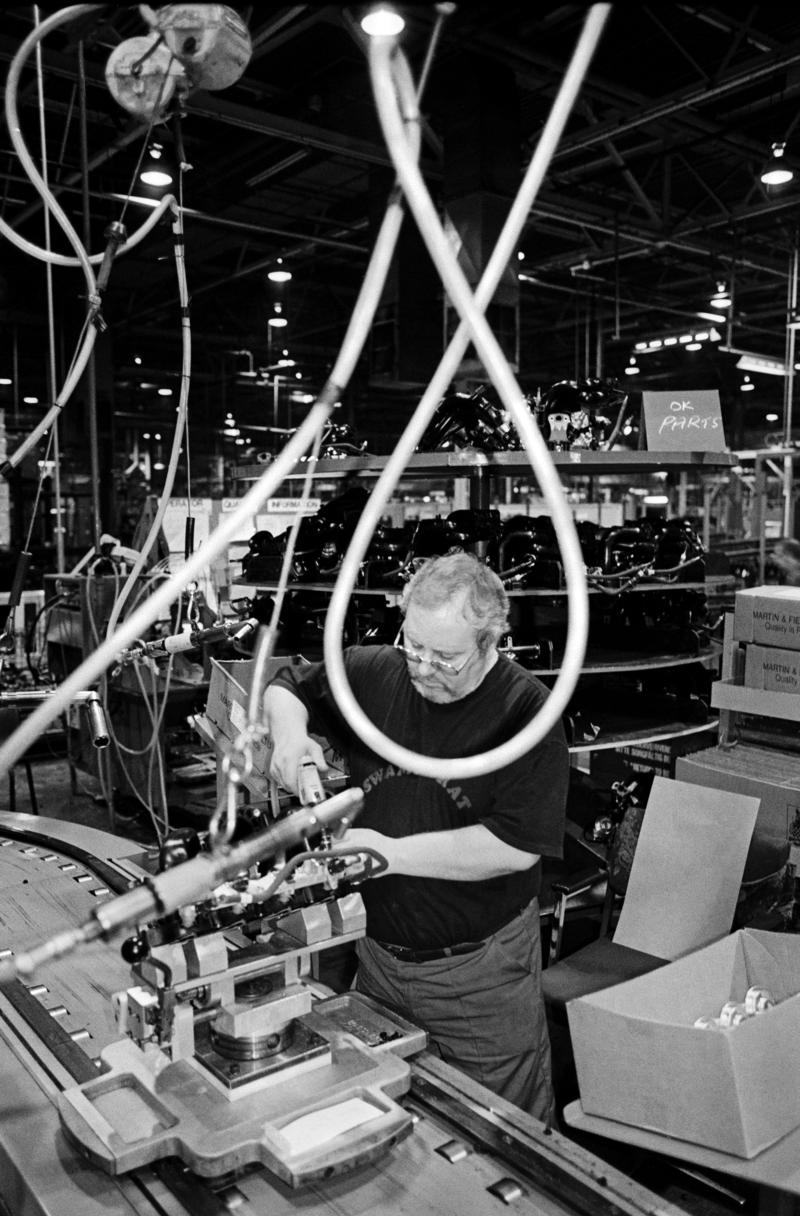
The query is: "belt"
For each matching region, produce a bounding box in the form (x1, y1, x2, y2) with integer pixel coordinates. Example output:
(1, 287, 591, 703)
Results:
(375, 938, 486, 963)
(373, 903, 531, 964)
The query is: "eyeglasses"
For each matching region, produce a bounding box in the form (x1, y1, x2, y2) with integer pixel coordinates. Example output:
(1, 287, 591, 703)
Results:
(393, 628, 478, 676)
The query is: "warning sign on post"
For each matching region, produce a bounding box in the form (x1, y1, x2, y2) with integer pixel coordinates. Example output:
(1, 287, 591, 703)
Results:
(641, 389, 727, 451)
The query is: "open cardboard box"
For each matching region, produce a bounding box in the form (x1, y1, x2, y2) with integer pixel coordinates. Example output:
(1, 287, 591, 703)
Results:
(204, 657, 347, 793)
(204, 657, 308, 772)
(568, 929, 800, 1158)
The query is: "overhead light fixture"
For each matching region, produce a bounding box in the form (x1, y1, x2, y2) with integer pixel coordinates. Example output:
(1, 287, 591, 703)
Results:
(709, 281, 731, 309)
(624, 356, 640, 376)
(268, 302, 288, 328)
(733, 352, 787, 376)
(140, 142, 173, 188)
(740, 375, 754, 392)
(643, 494, 669, 506)
(766, 412, 779, 422)
(697, 310, 727, 324)
(267, 257, 292, 283)
(360, 5, 405, 36)
(760, 142, 794, 186)
(634, 328, 721, 355)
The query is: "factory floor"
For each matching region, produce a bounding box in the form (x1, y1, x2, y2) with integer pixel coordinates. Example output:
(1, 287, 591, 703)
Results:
(5, 751, 754, 1216)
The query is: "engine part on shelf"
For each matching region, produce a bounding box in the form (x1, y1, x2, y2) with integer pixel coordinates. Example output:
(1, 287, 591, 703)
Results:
(501, 636, 556, 670)
(498, 515, 565, 589)
(416, 386, 519, 453)
(536, 378, 630, 451)
(582, 517, 706, 587)
(316, 421, 370, 458)
(359, 525, 415, 589)
(241, 486, 370, 583)
(589, 588, 712, 655)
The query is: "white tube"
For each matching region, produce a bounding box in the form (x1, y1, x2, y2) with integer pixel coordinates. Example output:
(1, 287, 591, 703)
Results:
(322, 8, 610, 780)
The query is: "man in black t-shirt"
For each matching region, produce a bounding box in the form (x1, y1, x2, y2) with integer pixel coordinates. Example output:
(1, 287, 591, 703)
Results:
(263, 552, 569, 1121)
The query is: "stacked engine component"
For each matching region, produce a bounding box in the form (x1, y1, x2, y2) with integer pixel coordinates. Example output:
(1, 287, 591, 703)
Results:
(242, 495, 706, 595)
(415, 377, 635, 454)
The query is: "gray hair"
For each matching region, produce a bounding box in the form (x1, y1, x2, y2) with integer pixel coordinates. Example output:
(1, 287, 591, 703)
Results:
(401, 552, 509, 649)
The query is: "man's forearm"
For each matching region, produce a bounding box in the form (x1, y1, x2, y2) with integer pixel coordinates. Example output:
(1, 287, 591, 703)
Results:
(344, 824, 537, 881)
(263, 683, 310, 737)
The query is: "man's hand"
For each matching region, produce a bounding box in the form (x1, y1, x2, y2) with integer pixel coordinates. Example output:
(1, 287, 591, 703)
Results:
(336, 827, 396, 874)
(269, 733, 328, 795)
(263, 684, 328, 794)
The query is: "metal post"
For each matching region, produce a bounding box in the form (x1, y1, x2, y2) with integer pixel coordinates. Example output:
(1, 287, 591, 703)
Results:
(783, 240, 798, 536)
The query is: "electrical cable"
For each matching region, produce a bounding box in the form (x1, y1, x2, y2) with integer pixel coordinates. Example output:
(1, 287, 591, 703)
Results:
(105, 197, 191, 636)
(0, 6, 175, 475)
(209, 426, 326, 852)
(321, 9, 609, 781)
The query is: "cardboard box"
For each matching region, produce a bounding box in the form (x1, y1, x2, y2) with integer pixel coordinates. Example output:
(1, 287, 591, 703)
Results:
(204, 657, 309, 773)
(204, 658, 346, 795)
(676, 745, 795, 882)
(733, 585, 800, 650)
(568, 929, 800, 1158)
(744, 643, 800, 694)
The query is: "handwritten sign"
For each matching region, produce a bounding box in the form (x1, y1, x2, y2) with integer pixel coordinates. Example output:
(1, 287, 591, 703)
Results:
(641, 389, 727, 451)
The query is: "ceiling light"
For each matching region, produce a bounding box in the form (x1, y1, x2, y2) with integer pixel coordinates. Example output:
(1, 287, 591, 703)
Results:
(140, 168, 172, 187)
(267, 257, 292, 283)
(643, 494, 669, 506)
(0, 377, 11, 385)
(140, 144, 172, 188)
(740, 375, 754, 392)
(624, 356, 640, 376)
(268, 302, 288, 328)
(709, 281, 731, 309)
(686, 342, 702, 350)
(761, 142, 794, 186)
(766, 412, 779, 422)
(734, 352, 787, 376)
(23, 396, 38, 404)
(360, 5, 405, 36)
(697, 311, 727, 324)
(157, 387, 172, 396)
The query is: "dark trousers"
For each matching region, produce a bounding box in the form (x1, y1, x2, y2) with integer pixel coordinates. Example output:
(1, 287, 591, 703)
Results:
(353, 898, 554, 1123)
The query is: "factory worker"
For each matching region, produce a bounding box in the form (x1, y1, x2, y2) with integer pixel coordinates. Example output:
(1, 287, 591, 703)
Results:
(263, 551, 569, 1122)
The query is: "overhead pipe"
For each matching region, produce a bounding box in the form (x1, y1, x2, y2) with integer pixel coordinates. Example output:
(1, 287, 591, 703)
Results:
(552, 44, 800, 158)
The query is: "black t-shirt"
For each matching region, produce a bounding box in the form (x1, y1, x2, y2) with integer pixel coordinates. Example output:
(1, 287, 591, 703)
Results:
(271, 646, 568, 950)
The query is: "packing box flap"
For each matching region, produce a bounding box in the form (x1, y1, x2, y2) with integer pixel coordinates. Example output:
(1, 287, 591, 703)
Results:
(568, 929, 800, 1158)
(613, 776, 758, 959)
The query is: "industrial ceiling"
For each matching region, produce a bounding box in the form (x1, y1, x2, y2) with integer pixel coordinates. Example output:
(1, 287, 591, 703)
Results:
(3, 2, 800, 460)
